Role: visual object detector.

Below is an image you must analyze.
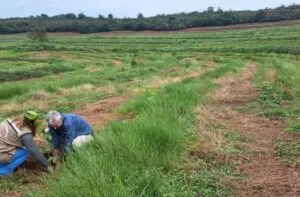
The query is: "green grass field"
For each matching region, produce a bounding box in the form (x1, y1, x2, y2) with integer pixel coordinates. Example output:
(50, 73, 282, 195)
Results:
(0, 24, 300, 196)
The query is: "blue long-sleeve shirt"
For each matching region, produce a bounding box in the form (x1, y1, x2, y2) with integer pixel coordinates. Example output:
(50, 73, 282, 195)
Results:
(49, 114, 93, 150)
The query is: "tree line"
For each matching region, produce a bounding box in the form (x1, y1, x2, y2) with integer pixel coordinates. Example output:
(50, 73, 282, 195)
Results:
(0, 4, 300, 34)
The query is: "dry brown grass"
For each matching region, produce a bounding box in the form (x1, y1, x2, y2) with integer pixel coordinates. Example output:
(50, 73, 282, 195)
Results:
(95, 83, 118, 95)
(0, 84, 110, 118)
(86, 66, 102, 73)
(30, 90, 51, 100)
(0, 191, 23, 197)
(209, 62, 258, 105)
(0, 98, 50, 118)
(189, 106, 227, 157)
(159, 65, 180, 75)
(57, 83, 96, 95)
(148, 76, 182, 88)
(264, 68, 277, 81)
(58, 53, 80, 61)
(0, 102, 25, 116)
(111, 60, 123, 67)
(204, 61, 217, 68)
(134, 58, 145, 63)
(149, 63, 216, 89)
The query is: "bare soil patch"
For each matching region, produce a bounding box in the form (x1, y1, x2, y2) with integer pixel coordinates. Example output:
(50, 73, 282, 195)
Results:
(72, 95, 128, 128)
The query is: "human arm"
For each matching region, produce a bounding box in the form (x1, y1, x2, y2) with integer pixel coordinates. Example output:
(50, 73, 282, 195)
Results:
(20, 133, 48, 169)
(50, 129, 60, 150)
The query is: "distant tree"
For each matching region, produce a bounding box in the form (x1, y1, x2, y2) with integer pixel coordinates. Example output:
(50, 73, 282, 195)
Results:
(0, 4, 299, 34)
(41, 14, 48, 18)
(217, 7, 223, 13)
(78, 13, 87, 19)
(137, 13, 144, 19)
(207, 6, 215, 13)
(221, 11, 235, 25)
(65, 13, 77, 19)
(98, 14, 105, 19)
(108, 14, 114, 19)
(254, 9, 267, 22)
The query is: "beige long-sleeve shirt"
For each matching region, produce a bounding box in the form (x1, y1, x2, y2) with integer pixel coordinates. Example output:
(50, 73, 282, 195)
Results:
(0, 119, 32, 163)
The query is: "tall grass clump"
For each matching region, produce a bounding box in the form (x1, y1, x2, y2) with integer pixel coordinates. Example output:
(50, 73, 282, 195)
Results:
(33, 59, 244, 197)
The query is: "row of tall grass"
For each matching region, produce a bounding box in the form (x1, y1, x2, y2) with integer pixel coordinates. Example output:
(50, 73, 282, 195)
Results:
(0, 59, 83, 82)
(253, 55, 300, 130)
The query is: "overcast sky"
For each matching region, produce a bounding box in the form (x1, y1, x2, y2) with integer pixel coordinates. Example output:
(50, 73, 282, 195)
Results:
(1, 0, 298, 18)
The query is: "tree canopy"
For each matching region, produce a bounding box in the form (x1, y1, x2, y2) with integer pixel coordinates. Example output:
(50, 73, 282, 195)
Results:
(0, 4, 299, 34)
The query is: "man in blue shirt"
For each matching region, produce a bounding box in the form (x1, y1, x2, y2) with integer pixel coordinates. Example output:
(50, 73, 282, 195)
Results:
(46, 111, 94, 160)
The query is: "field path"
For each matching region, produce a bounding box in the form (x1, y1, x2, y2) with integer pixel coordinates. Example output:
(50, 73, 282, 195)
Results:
(202, 62, 300, 196)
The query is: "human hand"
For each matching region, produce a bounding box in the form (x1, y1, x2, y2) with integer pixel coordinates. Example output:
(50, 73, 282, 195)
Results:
(52, 149, 60, 157)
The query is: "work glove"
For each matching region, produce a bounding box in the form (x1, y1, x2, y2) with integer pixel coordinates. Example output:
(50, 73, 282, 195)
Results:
(47, 166, 54, 173)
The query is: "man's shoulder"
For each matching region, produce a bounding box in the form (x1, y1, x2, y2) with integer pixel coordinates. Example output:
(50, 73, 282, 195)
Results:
(63, 114, 85, 127)
(63, 114, 74, 123)
(65, 114, 84, 121)
(63, 113, 81, 119)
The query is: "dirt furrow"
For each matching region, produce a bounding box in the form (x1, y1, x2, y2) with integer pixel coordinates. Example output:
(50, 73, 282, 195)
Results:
(196, 62, 300, 196)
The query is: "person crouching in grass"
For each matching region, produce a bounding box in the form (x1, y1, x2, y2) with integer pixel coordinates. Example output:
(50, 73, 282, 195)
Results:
(0, 111, 52, 176)
(46, 111, 94, 167)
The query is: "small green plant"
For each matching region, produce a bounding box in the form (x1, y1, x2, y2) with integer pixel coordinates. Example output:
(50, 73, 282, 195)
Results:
(41, 128, 56, 164)
(225, 132, 248, 142)
(257, 109, 289, 119)
(275, 139, 300, 164)
(224, 132, 250, 154)
(259, 81, 283, 105)
(285, 122, 300, 132)
(131, 58, 138, 67)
